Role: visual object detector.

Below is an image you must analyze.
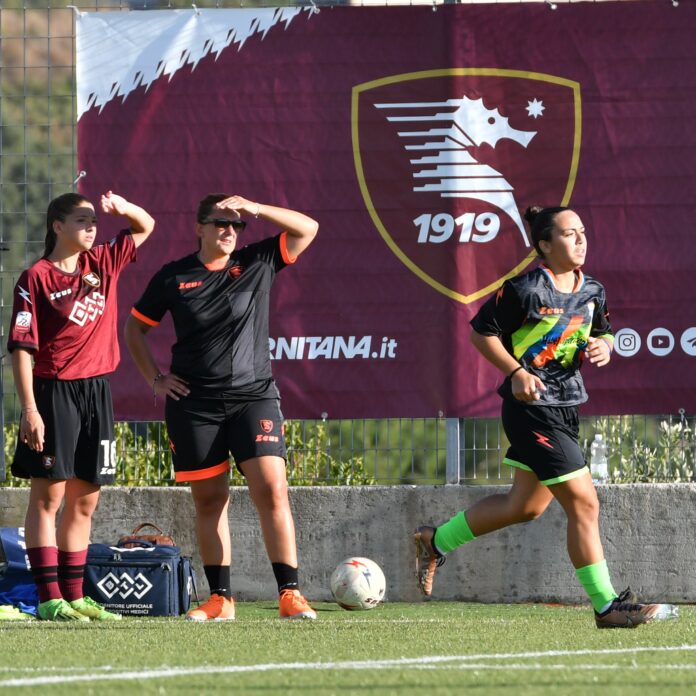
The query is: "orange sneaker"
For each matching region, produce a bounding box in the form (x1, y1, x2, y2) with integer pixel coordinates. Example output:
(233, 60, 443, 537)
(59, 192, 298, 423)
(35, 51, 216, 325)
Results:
(279, 589, 317, 620)
(186, 594, 235, 622)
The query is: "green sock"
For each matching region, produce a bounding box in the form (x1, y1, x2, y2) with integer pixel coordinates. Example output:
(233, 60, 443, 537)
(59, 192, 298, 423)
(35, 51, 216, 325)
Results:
(433, 511, 476, 554)
(575, 559, 617, 613)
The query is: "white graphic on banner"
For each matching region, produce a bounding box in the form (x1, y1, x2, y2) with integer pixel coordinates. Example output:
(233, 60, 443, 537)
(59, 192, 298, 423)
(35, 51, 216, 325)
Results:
(68, 292, 105, 327)
(96, 572, 153, 600)
(526, 98, 545, 118)
(613, 327, 696, 358)
(681, 328, 696, 357)
(76, 8, 316, 119)
(269, 336, 398, 360)
(613, 328, 641, 357)
(646, 328, 674, 357)
(375, 96, 536, 246)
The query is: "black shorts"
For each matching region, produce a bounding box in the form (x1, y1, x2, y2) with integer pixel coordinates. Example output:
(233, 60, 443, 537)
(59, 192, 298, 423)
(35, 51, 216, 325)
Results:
(501, 398, 588, 486)
(165, 396, 287, 482)
(12, 376, 116, 485)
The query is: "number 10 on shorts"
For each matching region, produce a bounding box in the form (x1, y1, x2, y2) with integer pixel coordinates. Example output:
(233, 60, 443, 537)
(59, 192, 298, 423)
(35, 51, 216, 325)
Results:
(100, 439, 117, 476)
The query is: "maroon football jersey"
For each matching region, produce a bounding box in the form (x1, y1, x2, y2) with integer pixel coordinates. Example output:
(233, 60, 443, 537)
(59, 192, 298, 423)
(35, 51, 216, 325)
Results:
(7, 231, 136, 379)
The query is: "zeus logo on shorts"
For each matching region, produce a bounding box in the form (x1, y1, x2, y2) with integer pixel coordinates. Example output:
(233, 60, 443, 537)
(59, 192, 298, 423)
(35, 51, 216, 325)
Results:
(257, 420, 279, 443)
(532, 431, 554, 449)
(69, 292, 105, 327)
(14, 311, 32, 333)
(42, 455, 56, 470)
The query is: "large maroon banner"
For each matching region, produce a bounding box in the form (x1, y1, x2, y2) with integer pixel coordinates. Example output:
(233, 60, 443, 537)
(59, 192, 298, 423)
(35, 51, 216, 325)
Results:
(76, 3, 696, 420)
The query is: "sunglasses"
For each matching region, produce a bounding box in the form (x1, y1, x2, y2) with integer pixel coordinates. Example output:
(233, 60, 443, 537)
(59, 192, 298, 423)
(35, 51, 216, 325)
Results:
(203, 218, 247, 232)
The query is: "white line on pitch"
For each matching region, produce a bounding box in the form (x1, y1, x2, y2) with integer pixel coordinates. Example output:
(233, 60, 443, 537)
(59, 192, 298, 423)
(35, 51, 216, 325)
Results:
(2, 645, 696, 687)
(413, 662, 696, 671)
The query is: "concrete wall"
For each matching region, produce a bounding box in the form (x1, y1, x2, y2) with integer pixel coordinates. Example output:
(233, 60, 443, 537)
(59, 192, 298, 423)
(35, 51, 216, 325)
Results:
(1, 484, 694, 605)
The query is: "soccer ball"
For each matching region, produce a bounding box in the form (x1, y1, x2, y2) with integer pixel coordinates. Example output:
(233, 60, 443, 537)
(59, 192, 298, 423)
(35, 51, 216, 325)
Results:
(330, 557, 386, 610)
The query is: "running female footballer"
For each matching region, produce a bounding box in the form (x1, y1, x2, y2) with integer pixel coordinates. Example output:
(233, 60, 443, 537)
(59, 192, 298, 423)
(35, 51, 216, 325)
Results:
(414, 206, 678, 629)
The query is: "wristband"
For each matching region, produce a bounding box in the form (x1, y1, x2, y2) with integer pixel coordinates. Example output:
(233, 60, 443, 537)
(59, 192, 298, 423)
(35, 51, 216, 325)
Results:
(254, 203, 261, 218)
(509, 366, 524, 378)
(599, 337, 613, 353)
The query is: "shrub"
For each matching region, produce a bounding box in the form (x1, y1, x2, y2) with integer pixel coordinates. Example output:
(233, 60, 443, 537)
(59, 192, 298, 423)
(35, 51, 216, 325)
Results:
(591, 415, 694, 483)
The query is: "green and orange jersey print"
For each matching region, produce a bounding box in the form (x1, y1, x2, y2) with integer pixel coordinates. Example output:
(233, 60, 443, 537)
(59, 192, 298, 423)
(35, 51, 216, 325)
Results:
(471, 265, 613, 407)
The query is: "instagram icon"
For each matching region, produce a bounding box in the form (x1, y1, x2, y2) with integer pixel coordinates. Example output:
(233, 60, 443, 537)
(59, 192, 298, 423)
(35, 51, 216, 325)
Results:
(614, 328, 641, 357)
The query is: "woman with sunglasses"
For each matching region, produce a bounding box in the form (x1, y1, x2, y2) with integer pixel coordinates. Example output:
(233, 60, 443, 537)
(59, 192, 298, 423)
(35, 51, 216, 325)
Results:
(124, 194, 319, 621)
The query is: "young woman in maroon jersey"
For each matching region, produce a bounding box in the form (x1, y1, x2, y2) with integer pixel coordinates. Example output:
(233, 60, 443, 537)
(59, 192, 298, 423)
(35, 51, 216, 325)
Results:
(125, 194, 318, 621)
(8, 191, 154, 621)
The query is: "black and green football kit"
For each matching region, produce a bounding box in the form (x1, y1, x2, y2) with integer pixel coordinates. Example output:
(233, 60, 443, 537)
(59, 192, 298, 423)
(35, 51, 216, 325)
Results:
(132, 233, 295, 481)
(470, 264, 614, 485)
(434, 264, 654, 618)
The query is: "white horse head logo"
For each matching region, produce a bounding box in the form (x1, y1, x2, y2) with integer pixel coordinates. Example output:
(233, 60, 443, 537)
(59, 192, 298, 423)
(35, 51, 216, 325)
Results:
(375, 95, 536, 246)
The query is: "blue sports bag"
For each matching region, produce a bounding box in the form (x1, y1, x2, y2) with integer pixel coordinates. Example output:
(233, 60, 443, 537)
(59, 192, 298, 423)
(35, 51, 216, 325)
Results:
(0, 527, 33, 592)
(84, 542, 197, 616)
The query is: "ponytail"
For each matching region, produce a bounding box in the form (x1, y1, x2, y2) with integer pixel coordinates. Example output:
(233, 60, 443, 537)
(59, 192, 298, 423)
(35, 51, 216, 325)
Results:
(44, 193, 90, 257)
(523, 206, 569, 258)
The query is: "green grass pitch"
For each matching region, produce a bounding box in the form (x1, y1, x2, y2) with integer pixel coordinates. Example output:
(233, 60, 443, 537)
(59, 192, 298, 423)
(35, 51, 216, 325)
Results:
(1, 602, 694, 695)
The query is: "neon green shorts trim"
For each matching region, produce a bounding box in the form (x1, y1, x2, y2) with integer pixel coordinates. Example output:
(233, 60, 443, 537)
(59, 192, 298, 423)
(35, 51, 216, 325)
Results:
(503, 456, 589, 486)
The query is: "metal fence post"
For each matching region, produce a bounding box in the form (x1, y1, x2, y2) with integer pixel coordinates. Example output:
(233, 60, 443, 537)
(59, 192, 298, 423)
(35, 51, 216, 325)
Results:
(445, 417, 460, 484)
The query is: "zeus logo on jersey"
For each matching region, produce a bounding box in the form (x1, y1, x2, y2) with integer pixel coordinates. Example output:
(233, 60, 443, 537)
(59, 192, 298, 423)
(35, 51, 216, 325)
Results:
(69, 292, 105, 327)
(179, 281, 203, 291)
(18, 285, 32, 305)
(50, 288, 73, 301)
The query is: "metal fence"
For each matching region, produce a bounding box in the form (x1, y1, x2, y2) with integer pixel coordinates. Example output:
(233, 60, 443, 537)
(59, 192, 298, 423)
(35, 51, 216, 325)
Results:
(1, 2, 693, 486)
(2, 412, 694, 486)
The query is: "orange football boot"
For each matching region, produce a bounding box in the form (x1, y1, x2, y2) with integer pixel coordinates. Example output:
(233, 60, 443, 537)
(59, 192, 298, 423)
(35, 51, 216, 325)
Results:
(279, 589, 317, 620)
(186, 594, 236, 622)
